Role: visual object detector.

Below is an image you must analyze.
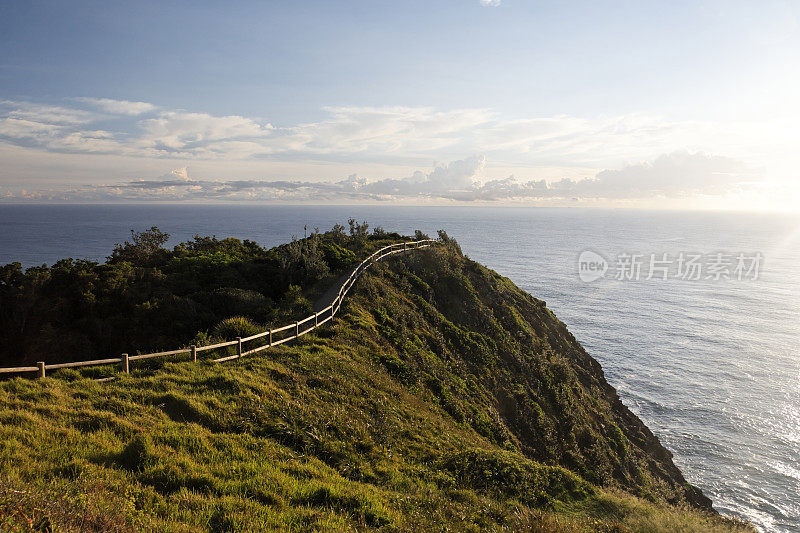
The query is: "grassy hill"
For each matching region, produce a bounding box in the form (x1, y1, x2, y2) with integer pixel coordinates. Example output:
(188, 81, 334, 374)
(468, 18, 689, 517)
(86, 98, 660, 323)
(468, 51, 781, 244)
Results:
(0, 230, 752, 531)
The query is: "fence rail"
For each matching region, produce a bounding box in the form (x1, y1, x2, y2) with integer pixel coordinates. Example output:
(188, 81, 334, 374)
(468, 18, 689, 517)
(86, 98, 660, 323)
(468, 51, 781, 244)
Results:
(0, 239, 437, 378)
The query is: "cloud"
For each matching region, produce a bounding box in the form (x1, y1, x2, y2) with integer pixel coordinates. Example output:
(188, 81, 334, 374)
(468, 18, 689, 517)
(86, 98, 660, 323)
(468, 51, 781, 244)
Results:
(459, 152, 758, 201)
(360, 155, 486, 197)
(75, 97, 157, 115)
(137, 111, 274, 156)
(480, 0, 501, 6)
(0, 101, 495, 160)
(0, 118, 64, 140)
(278, 106, 493, 155)
(2, 153, 758, 204)
(587, 152, 758, 197)
(0, 97, 785, 209)
(0, 100, 98, 129)
(0, 98, 772, 172)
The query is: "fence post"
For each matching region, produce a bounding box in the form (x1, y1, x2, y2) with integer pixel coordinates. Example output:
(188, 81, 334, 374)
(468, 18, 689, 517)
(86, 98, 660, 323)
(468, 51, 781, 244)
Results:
(37, 361, 45, 379)
(237, 337, 242, 358)
(191, 345, 197, 362)
(122, 353, 129, 374)
(295, 321, 299, 337)
(268, 329, 273, 347)
(314, 312, 318, 327)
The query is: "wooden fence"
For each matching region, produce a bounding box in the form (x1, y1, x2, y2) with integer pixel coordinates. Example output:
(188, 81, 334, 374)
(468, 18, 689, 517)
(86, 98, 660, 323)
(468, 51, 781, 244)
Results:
(0, 239, 437, 378)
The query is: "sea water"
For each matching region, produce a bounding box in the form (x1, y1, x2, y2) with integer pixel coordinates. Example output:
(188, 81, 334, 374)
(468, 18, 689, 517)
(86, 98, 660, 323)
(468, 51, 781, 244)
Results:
(1, 204, 798, 532)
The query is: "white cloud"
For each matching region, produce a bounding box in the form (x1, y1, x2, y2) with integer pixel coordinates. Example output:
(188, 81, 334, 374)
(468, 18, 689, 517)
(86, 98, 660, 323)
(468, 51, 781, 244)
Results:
(588, 152, 759, 197)
(469, 152, 759, 201)
(0, 100, 97, 125)
(2, 153, 759, 204)
(47, 130, 124, 153)
(0, 118, 64, 140)
(357, 155, 486, 198)
(137, 111, 274, 156)
(480, 0, 501, 6)
(76, 97, 157, 115)
(279, 106, 493, 154)
(0, 99, 777, 170)
(0, 97, 790, 209)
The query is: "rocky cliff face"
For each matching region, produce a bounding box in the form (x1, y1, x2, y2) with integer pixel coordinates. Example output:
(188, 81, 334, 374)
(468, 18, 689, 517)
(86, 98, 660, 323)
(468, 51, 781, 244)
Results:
(346, 238, 711, 509)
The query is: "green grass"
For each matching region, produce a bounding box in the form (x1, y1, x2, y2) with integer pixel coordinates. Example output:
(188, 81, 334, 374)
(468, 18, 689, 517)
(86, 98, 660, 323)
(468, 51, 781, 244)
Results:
(0, 239, 754, 532)
(0, 348, 750, 532)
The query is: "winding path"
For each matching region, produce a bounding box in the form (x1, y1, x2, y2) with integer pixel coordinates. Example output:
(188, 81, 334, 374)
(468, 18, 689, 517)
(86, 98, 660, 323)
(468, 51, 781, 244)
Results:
(314, 264, 362, 313)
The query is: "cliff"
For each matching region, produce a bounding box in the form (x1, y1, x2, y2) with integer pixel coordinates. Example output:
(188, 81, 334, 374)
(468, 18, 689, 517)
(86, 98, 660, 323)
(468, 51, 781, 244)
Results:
(0, 231, 751, 531)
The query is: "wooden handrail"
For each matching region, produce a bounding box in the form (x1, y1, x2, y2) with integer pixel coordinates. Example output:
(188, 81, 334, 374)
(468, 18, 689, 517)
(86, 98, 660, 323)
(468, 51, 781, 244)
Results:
(240, 330, 268, 342)
(271, 323, 295, 334)
(0, 239, 438, 377)
(46, 357, 123, 370)
(194, 339, 239, 353)
(0, 366, 39, 374)
(129, 348, 191, 361)
(297, 314, 315, 326)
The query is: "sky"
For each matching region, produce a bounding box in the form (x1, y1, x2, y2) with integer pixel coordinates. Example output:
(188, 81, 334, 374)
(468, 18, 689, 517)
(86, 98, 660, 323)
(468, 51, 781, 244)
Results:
(0, 0, 798, 209)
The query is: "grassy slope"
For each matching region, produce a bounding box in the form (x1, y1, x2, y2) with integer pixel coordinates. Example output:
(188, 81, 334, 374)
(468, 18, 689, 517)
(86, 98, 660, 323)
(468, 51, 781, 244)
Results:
(0, 242, 752, 532)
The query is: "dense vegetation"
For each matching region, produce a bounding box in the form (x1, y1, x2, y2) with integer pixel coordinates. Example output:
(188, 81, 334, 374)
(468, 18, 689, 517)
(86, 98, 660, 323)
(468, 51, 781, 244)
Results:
(0, 221, 408, 366)
(0, 229, 752, 531)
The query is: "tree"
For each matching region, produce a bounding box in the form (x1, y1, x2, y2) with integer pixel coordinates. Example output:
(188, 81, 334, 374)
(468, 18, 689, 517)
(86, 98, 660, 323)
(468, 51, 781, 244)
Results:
(437, 229, 461, 254)
(348, 219, 369, 237)
(108, 227, 171, 265)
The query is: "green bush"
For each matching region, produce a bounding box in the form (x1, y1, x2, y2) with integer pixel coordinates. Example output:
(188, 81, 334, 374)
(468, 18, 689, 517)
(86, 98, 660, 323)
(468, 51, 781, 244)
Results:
(320, 243, 357, 270)
(119, 434, 153, 472)
(200, 287, 270, 320)
(282, 285, 313, 316)
(0, 223, 384, 367)
(441, 447, 594, 506)
(212, 316, 261, 340)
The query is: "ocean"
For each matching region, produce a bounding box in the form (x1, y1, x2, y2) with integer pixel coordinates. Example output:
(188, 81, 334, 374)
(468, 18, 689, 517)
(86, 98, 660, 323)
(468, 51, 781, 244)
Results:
(1, 204, 798, 532)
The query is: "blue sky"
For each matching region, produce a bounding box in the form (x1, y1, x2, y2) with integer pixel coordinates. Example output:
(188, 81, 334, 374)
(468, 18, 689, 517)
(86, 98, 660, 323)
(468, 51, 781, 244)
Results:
(1, 1, 798, 208)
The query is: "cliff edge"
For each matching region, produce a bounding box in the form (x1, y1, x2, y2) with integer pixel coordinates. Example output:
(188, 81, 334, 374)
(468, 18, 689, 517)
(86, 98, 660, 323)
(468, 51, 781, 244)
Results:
(0, 231, 751, 531)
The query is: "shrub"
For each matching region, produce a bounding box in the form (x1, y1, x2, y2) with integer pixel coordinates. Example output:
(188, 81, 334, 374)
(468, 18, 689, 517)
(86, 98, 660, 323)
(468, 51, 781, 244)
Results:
(282, 285, 313, 316)
(52, 368, 82, 382)
(440, 447, 594, 506)
(608, 424, 628, 458)
(201, 287, 270, 320)
(212, 316, 261, 340)
(119, 434, 153, 472)
(276, 236, 330, 286)
(321, 243, 357, 270)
